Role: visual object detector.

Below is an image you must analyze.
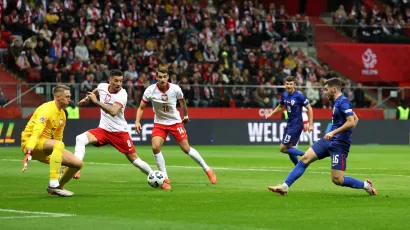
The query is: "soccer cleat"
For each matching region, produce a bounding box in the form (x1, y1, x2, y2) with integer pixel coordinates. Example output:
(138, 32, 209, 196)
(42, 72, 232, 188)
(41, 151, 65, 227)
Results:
(268, 184, 288, 196)
(161, 178, 172, 191)
(73, 171, 81, 179)
(206, 168, 217, 184)
(47, 186, 74, 197)
(364, 179, 377, 195)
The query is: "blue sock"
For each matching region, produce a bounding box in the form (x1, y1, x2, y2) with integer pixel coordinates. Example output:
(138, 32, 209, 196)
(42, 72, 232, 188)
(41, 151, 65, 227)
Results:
(342, 176, 364, 189)
(286, 148, 305, 156)
(284, 161, 309, 187)
(288, 154, 298, 165)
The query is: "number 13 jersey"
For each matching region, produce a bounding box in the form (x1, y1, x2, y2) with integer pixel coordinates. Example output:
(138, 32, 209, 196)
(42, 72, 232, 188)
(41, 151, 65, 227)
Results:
(142, 83, 183, 125)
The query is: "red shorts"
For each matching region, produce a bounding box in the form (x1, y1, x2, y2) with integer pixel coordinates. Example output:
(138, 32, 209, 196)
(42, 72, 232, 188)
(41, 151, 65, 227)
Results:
(88, 127, 136, 154)
(152, 123, 188, 142)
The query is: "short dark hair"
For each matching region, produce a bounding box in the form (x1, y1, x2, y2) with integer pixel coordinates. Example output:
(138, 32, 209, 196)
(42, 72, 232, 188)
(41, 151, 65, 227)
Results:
(109, 69, 123, 77)
(284, 76, 296, 83)
(325, 77, 343, 89)
(53, 85, 70, 95)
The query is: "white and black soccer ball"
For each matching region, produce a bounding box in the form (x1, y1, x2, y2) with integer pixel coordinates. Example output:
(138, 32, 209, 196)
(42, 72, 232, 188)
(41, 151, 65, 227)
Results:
(147, 170, 165, 188)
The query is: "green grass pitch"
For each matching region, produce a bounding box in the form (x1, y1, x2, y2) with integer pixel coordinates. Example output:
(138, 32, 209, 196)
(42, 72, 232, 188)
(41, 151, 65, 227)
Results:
(0, 145, 409, 230)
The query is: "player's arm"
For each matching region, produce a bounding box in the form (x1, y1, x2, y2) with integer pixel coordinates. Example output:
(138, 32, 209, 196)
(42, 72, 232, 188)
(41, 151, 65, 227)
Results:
(352, 112, 359, 128)
(324, 105, 355, 140)
(26, 111, 49, 151)
(305, 104, 314, 131)
(178, 98, 190, 124)
(87, 92, 122, 116)
(78, 88, 99, 106)
(265, 104, 284, 119)
(135, 100, 148, 134)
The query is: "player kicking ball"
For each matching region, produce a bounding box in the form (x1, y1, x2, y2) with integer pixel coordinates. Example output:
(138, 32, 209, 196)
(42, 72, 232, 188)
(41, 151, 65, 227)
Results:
(73, 69, 153, 181)
(135, 67, 216, 190)
(268, 78, 377, 196)
(265, 76, 314, 165)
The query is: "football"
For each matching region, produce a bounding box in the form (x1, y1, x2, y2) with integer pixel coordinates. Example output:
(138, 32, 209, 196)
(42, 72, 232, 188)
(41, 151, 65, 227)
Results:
(147, 170, 165, 188)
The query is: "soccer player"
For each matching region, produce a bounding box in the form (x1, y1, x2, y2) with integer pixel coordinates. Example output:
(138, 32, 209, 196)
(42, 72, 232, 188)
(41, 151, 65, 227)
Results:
(73, 69, 153, 180)
(265, 76, 313, 165)
(135, 67, 216, 190)
(300, 107, 313, 146)
(268, 78, 377, 196)
(21, 85, 83, 197)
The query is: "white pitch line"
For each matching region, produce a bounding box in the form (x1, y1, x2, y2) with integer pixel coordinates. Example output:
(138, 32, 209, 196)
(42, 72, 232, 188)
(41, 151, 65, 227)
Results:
(0, 209, 76, 219)
(1, 159, 409, 178)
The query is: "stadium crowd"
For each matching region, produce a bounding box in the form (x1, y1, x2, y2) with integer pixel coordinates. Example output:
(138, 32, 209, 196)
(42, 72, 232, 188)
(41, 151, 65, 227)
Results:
(0, 0, 370, 108)
(333, 0, 410, 43)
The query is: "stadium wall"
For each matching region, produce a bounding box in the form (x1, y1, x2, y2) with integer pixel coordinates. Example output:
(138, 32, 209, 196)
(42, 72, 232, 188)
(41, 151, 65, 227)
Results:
(1, 119, 408, 147)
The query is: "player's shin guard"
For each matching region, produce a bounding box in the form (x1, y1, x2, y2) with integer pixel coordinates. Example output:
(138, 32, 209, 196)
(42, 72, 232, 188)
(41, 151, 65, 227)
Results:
(188, 147, 210, 171)
(59, 166, 82, 188)
(284, 161, 309, 187)
(342, 176, 365, 189)
(74, 133, 89, 161)
(132, 158, 153, 175)
(154, 152, 168, 178)
(50, 141, 64, 187)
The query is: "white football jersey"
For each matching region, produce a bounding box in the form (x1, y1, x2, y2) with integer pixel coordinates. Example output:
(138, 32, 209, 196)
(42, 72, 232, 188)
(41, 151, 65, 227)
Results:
(97, 83, 128, 132)
(302, 106, 308, 122)
(142, 83, 183, 125)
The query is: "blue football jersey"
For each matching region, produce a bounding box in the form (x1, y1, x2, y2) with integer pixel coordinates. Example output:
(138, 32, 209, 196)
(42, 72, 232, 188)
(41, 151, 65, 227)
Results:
(330, 95, 354, 144)
(280, 90, 309, 129)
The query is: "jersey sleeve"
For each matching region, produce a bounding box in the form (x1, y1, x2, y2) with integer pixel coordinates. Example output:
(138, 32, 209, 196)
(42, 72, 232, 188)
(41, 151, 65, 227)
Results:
(141, 87, 151, 104)
(300, 93, 309, 107)
(114, 92, 127, 107)
(280, 93, 285, 105)
(26, 108, 50, 149)
(340, 101, 354, 118)
(175, 85, 184, 100)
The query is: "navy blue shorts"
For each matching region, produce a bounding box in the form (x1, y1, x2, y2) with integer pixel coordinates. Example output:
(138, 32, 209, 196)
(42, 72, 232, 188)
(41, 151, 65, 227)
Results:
(311, 138, 350, 171)
(281, 126, 303, 148)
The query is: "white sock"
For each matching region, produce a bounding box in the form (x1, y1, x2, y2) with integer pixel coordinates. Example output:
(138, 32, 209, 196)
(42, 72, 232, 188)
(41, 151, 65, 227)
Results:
(188, 147, 210, 171)
(154, 152, 168, 178)
(363, 181, 370, 189)
(74, 133, 89, 161)
(282, 183, 289, 190)
(132, 158, 153, 175)
(49, 179, 59, 188)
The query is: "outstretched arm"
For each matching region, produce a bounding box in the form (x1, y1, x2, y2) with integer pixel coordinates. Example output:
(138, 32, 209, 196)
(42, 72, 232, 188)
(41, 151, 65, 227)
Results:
(87, 92, 122, 117)
(78, 88, 99, 106)
(265, 104, 284, 119)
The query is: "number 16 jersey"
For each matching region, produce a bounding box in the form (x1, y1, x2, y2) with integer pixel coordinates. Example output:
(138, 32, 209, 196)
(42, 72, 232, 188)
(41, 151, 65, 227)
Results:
(142, 83, 183, 125)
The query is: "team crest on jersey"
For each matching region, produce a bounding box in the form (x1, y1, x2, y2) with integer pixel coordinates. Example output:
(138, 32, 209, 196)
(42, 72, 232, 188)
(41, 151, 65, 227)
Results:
(161, 94, 168, 102)
(39, 116, 46, 123)
(104, 94, 112, 103)
(291, 100, 295, 106)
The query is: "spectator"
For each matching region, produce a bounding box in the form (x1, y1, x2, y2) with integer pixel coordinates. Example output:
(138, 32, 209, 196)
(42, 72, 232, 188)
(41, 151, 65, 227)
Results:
(354, 83, 366, 108)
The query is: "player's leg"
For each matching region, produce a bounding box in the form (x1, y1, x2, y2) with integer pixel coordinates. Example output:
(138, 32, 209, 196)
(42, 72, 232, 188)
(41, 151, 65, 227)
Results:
(268, 139, 329, 195)
(59, 149, 84, 189)
(110, 131, 153, 176)
(41, 139, 74, 197)
(173, 122, 216, 184)
(73, 130, 100, 179)
(329, 151, 377, 195)
(280, 128, 304, 165)
(151, 124, 172, 190)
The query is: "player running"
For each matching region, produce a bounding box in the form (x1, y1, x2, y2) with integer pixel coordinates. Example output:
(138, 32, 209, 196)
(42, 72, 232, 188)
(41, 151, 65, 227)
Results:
(135, 67, 216, 191)
(21, 85, 83, 197)
(268, 78, 377, 196)
(73, 69, 153, 180)
(265, 76, 313, 165)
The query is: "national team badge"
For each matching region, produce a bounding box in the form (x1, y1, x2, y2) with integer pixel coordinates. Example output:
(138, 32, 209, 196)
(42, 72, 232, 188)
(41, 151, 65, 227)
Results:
(161, 94, 168, 102)
(39, 116, 46, 123)
(104, 94, 112, 103)
(291, 100, 295, 106)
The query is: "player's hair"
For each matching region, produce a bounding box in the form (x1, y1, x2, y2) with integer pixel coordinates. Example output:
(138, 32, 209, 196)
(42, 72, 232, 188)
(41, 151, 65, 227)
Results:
(284, 75, 296, 83)
(109, 69, 123, 78)
(157, 66, 169, 75)
(325, 77, 343, 90)
(53, 85, 70, 95)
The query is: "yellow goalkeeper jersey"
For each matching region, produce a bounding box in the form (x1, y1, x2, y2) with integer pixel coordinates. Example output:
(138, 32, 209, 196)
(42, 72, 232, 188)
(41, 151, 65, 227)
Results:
(21, 101, 67, 150)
